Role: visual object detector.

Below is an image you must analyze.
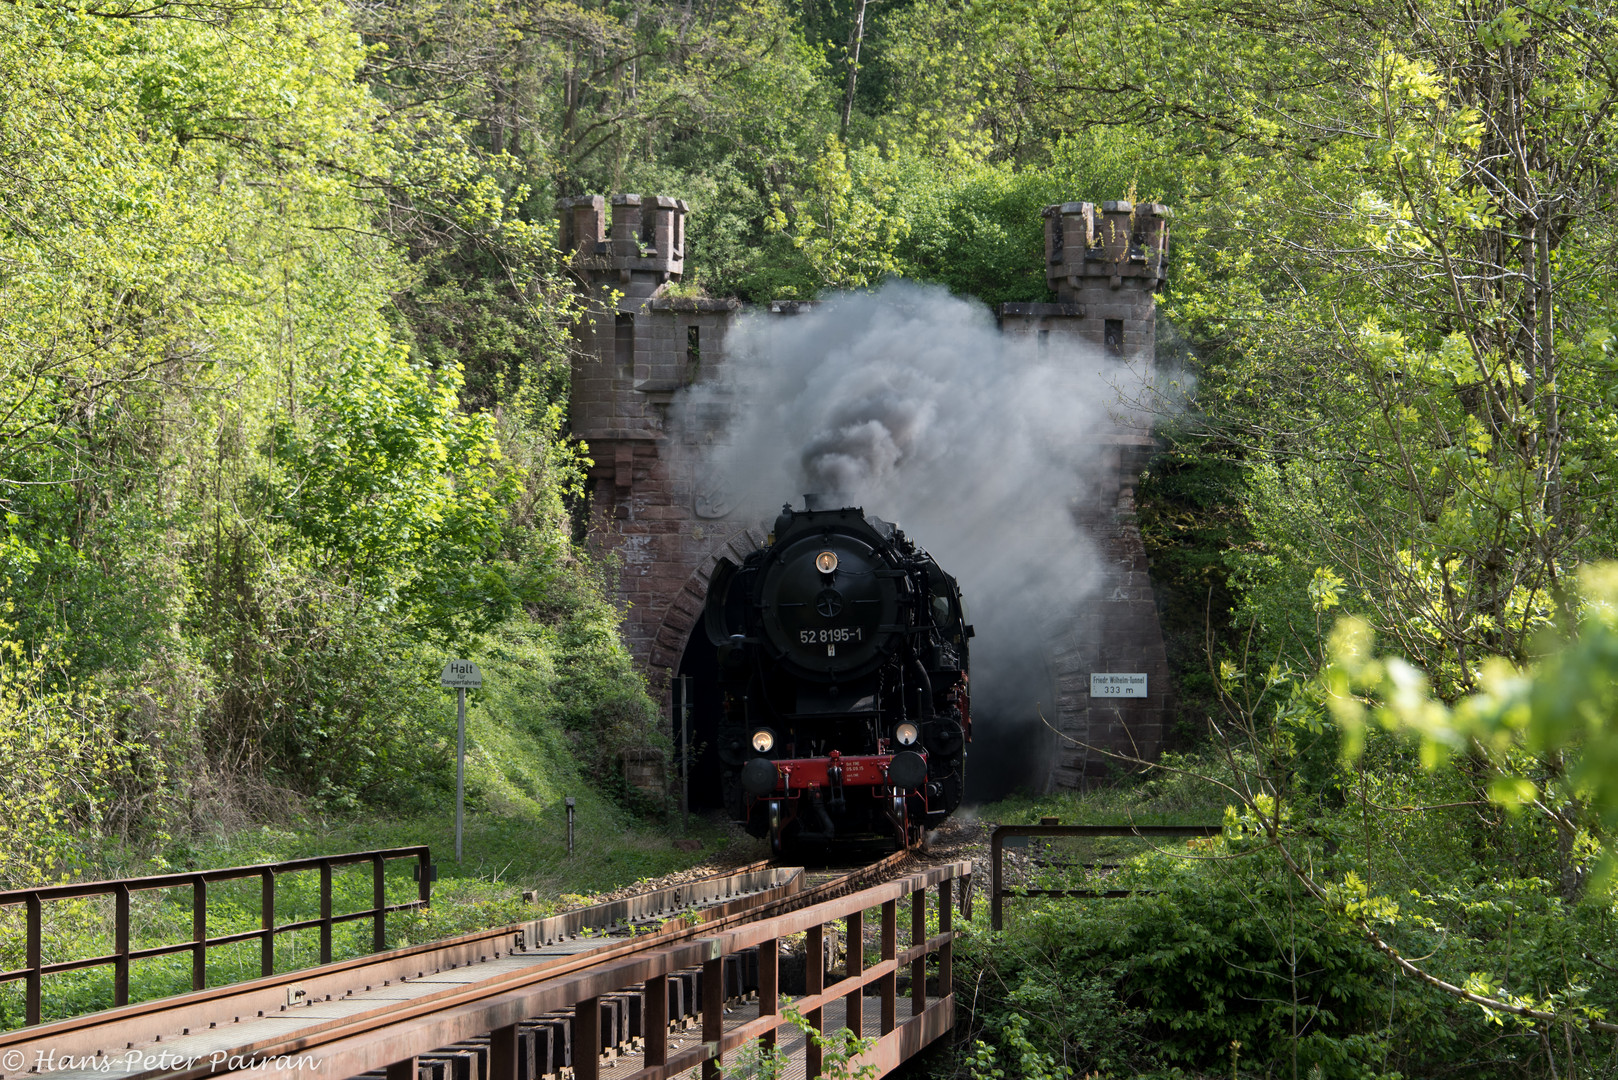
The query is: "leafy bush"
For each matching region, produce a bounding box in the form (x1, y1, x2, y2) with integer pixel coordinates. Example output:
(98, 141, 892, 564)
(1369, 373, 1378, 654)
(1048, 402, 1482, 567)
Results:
(962, 845, 1400, 1078)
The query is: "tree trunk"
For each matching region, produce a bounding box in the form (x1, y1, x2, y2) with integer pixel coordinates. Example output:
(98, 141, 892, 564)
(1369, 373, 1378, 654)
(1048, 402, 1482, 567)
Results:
(840, 0, 868, 135)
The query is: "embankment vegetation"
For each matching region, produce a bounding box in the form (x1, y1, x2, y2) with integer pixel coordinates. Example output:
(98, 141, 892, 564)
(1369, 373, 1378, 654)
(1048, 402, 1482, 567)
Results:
(3, 0, 1617, 1072)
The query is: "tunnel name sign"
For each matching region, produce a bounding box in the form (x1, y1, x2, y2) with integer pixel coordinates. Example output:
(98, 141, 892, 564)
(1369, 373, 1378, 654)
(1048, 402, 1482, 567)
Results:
(1091, 672, 1147, 698)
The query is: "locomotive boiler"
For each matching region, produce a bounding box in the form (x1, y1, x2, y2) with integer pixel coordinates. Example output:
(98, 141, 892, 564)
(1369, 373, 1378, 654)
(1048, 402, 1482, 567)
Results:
(704, 501, 971, 851)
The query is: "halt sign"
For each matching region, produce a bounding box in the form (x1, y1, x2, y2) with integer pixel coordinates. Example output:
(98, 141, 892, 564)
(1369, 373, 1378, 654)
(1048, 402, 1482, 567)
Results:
(440, 660, 483, 688)
(440, 659, 483, 864)
(1091, 672, 1148, 698)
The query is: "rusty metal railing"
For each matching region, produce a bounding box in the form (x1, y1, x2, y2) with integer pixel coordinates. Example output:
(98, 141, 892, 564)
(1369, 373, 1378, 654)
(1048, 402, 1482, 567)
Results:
(248, 861, 972, 1080)
(0, 846, 433, 1026)
(989, 823, 1221, 929)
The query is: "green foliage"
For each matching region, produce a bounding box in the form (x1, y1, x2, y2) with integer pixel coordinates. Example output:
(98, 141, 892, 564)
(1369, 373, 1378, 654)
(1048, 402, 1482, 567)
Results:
(1137, 434, 1252, 748)
(0, 0, 652, 887)
(723, 1005, 877, 1079)
(1327, 561, 1618, 892)
(768, 136, 913, 292)
(0, 629, 151, 887)
(464, 593, 666, 816)
(273, 338, 517, 637)
(965, 1013, 1072, 1080)
(964, 846, 1398, 1078)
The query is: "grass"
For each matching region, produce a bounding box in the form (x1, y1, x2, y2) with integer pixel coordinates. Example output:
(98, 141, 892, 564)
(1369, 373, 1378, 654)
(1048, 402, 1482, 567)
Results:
(0, 663, 762, 1031)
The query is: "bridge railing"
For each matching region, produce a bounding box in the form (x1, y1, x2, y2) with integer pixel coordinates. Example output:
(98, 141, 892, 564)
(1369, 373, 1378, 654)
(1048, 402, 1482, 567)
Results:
(302, 860, 974, 1080)
(0, 847, 433, 1026)
(681, 859, 971, 1080)
(989, 823, 1222, 929)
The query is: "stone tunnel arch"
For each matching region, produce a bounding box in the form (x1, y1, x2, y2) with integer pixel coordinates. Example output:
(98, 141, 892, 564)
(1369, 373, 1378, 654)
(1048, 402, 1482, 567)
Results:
(650, 527, 765, 811)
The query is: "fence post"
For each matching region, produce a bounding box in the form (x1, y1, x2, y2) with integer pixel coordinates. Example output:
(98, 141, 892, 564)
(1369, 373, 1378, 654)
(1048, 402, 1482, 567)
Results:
(489, 1023, 519, 1080)
(643, 974, 669, 1066)
(417, 850, 432, 905)
(192, 876, 207, 991)
(910, 886, 926, 1019)
(844, 908, 864, 1039)
(573, 996, 601, 1080)
(260, 869, 276, 978)
(880, 900, 896, 1035)
(990, 829, 1004, 930)
(758, 939, 778, 1051)
(806, 922, 825, 1079)
(114, 885, 130, 1008)
(372, 853, 386, 952)
(937, 878, 953, 998)
(319, 860, 333, 965)
(25, 893, 41, 1026)
(701, 953, 723, 1080)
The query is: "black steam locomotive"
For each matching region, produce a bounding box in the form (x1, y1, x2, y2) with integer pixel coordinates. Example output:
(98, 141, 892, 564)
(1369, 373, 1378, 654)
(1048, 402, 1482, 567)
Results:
(704, 501, 971, 851)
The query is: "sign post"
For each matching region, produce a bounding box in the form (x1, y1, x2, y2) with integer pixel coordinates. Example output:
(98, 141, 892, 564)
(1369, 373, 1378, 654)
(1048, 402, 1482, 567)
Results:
(439, 660, 484, 863)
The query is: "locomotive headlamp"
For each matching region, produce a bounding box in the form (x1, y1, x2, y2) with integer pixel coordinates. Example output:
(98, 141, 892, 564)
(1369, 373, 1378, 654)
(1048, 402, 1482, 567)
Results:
(751, 728, 777, 753)
(894, 722, 920, 746)
(815, 550, 839, 574)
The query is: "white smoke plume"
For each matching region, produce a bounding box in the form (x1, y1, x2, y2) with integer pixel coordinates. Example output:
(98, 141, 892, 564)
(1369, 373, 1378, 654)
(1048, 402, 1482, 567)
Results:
(673, 281, 1156, 799)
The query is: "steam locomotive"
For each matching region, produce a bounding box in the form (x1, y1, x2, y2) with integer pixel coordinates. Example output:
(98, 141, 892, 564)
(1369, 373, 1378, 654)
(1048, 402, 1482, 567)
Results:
(704, 501, 971, 851)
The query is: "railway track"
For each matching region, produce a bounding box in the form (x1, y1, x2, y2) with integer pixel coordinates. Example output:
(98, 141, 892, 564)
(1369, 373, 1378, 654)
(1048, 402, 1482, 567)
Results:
(2, 850, 951, 1080)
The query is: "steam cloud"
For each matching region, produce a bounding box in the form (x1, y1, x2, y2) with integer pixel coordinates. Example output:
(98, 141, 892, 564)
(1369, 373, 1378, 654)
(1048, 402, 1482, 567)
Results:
(674, 281, 1156, 800)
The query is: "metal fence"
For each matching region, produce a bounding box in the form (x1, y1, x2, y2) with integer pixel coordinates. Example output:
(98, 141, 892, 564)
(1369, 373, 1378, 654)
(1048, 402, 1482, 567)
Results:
(0, 846, 433, 1025)
(989, 823, 1222, 929)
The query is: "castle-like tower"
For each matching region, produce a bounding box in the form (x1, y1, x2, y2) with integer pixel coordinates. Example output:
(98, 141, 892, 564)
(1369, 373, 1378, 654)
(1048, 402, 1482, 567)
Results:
(997, 201, 1173, 785)
(559, 195, 1172, 793)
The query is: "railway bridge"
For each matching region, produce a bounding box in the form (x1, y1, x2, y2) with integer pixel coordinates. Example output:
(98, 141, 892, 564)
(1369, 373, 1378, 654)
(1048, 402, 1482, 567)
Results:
(1, 853, 969, 1080)
(558, 194, 1175, 794)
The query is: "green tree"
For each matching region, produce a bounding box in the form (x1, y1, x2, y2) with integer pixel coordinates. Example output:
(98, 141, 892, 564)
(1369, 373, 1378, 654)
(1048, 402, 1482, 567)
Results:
(878, 0, 1618, 694)
(768, 135, 912, 290)
(0, 0, 600, 843)
(272, 338, 517, 636)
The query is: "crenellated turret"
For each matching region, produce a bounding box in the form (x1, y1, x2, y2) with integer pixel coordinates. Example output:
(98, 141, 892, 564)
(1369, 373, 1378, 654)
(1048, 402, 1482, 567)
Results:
(1044, 200, 1171, 299)
(556, 193, 688, 300)
(999, 200, 1171, 365)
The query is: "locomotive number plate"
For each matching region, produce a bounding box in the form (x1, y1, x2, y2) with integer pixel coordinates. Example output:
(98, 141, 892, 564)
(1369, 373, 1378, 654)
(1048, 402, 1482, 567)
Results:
(799, 627, 864, 644)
